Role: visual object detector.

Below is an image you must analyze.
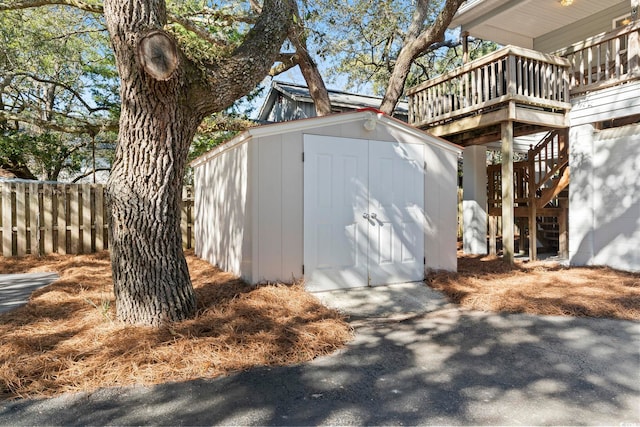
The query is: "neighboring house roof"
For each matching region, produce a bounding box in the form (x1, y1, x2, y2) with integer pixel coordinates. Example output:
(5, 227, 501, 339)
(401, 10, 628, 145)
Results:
(257, 81, 409, 122)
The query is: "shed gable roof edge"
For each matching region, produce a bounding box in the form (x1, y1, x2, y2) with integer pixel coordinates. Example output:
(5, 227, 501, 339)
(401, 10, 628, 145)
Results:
(190, 110, 462, 168)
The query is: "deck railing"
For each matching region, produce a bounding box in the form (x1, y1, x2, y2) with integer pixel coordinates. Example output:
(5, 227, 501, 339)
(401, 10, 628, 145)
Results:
(408, 45, 571, 128)
(556, 21, 640, 95)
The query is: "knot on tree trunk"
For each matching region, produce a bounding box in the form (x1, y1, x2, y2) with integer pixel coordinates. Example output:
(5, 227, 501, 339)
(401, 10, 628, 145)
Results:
(137, 30, 179, 81)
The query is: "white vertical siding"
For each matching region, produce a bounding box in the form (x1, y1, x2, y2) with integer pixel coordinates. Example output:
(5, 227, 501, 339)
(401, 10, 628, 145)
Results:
(569, 124, 596, 266)
(194, 142, 252, 280)
(570, 123, 640, 272)
(252, 133, 304, 282)
(423, 146, 459, 272)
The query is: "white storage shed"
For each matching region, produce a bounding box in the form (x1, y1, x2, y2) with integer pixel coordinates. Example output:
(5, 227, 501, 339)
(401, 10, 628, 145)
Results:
(191, 109, 462, 291)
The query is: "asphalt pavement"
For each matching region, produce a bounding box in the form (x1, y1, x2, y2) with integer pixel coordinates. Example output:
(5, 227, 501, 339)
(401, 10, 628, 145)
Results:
(0, 272, 59, 314)
(1, 281, 639, 425)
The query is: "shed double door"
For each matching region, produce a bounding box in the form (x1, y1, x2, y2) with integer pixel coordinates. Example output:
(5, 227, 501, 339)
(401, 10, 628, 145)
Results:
(303, 134, 425, 291)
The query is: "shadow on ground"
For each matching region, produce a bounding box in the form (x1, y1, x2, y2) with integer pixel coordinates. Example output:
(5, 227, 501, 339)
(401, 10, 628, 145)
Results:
(1, 307, 638, 426)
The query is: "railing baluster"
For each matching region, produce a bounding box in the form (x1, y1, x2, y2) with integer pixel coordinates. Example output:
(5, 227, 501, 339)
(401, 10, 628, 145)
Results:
(615, 36, 621, 78)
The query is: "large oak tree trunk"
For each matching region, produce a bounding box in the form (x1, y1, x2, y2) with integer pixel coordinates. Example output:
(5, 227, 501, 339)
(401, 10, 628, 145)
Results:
(104, 0, 198, 325)
(102, 0, 294, 326)
(107, 98, 200, 325)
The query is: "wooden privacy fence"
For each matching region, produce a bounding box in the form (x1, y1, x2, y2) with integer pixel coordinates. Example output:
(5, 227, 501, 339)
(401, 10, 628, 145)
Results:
(0, 182, 194, 257)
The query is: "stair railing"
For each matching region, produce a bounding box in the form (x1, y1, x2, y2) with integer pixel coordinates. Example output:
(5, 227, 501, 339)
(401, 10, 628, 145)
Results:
(527, 129, 569, 201)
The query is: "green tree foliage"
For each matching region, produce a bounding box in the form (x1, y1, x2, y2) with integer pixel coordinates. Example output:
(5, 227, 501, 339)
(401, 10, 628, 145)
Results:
(304, 0, 496, 95)
(0, 5, 118, 180)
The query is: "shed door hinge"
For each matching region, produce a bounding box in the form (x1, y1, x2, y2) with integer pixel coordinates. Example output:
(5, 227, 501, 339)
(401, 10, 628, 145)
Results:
(424, 257, 426, 265)
(424, 161, 427, 170)
(302, 264, 305, 274)
(302, 152, 305, 162)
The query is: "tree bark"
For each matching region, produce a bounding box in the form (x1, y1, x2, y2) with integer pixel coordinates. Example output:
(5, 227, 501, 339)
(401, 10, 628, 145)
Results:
(379, 0, 465, 114)
(289, 3, 331, 116)
(103, 0, 198, 325)
(101, 0, 295, 325)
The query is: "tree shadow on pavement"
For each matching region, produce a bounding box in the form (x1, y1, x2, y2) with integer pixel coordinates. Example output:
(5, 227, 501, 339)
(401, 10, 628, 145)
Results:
(2, 308, 638, 426)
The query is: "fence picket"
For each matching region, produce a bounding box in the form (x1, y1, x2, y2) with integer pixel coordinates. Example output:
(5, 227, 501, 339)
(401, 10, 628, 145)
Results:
(57, 184, 67, 255)
(43, 185, 54, 254)
(95, 186, 104, 251)
(16, 186, 27, 256)
(29, 183, 40, 255)
(82, 184, 92, 253)
(2, 184, 13, 256)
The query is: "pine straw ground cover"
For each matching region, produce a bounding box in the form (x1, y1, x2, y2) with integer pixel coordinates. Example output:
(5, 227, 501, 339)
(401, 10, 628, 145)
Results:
(427, 253, 640, 321)
(0, 251, 352, 400)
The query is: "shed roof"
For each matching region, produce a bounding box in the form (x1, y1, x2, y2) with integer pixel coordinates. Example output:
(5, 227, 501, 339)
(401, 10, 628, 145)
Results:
(191, 109, 462, 168)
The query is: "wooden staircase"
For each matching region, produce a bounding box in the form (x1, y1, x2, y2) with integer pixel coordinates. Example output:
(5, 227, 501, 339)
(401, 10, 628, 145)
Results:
(487, 129, 570, 260)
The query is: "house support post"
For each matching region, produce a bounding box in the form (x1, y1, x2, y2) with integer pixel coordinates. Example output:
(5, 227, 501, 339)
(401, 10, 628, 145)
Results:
(559, 204, 568, 259)
(463, 145, 488, 255)
(517, 219, 526, 255)
(528, 143, 538, 261)
(501, 120, 515, 264)
(489, 216, 497, 256)
(462, 31, 470, 64)
(631, 0, 639, 75)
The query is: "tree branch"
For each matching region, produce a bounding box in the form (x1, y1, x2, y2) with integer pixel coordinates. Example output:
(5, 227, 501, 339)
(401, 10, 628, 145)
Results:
(379, 0, 465, 114)
(0, 110, 116, 134)
(167, 12, 230, 47)
(190, 0, 296, 115)
(71, 167, 111, 183)
(0, 0, 103, 13)
(12, 72, 111, 113)
(269, 52, 297, 76)
(287, 1, 331, 116)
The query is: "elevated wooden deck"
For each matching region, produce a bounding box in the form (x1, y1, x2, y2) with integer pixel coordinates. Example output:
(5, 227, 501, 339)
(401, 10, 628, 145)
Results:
(407, 22, 640, 145)
(407, 46, 572, 145)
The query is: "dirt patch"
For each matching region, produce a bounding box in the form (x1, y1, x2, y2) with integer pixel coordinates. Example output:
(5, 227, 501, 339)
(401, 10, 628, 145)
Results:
(427, 253, 640, 321)
(0, 251, 352, 400)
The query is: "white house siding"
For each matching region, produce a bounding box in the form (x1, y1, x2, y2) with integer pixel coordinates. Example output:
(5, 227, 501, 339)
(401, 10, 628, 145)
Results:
(570, 81, 640, 126)
(569, 81, 640, 272)
(569, 123, 640, 272)
(194, 141, 253, 280)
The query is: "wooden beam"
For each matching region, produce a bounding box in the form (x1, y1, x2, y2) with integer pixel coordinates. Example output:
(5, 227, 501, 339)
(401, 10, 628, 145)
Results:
(501, 120, 515, 264)
(489, 216, 497, 256)
(462, 31, 470, 64)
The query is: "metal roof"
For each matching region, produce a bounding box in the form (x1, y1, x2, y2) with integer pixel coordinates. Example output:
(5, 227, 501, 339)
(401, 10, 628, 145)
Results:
(257, 81, 409, 121)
